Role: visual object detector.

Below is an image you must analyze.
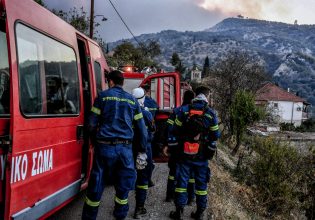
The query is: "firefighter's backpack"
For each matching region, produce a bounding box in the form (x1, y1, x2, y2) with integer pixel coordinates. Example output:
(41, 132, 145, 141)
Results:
(181, 105, 208, 155)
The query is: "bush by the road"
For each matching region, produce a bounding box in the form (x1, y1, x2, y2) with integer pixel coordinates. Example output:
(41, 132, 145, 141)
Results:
(234, 137, 315, 219)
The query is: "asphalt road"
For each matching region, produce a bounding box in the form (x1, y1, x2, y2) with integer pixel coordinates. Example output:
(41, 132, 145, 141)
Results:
(48, 163, 199, 220)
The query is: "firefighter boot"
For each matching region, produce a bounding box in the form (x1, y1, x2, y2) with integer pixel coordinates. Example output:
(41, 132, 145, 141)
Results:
(191, 207, 205, 220)
(169, 207, 184, 220)
(133, 205, 147, 219)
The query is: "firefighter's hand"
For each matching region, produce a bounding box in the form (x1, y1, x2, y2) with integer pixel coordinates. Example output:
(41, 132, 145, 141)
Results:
(136, 153, 148, 170)
(162, 146, 169, 157)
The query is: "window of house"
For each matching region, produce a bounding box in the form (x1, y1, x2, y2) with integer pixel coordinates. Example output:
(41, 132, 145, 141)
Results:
(16, 23, 79, 116)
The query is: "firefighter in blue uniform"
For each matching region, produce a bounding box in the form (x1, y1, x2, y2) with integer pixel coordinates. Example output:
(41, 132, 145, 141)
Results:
(165, 90, 196, 204)
(170, 86, 220, 220)
(142, 84, 159, 187)
(82, 70, 148, 220)
(142, 84, 159, 118)
(131, 87, 156, 219)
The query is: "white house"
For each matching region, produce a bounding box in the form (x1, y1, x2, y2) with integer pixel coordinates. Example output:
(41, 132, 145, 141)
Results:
(190, 66, 202, 82)
(255, 83, 311, 126)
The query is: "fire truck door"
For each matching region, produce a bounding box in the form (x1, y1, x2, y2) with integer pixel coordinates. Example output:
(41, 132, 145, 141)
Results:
(140, 73, 181, 162)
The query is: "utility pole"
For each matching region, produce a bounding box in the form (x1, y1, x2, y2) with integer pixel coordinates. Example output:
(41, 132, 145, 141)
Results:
(89, 0, 94, 38)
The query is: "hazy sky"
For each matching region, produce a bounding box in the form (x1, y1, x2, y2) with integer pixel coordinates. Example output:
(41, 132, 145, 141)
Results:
(44, 0, 315, 42)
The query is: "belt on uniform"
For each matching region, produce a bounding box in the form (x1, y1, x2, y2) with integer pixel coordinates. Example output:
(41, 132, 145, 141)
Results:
(96, 139, 131, 145)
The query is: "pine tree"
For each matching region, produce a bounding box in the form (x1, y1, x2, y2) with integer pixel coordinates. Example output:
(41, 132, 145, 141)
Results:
(202, 56, 210, 78)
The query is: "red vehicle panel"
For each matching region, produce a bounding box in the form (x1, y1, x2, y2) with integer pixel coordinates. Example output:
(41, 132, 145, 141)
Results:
(0, 0, 181, 219)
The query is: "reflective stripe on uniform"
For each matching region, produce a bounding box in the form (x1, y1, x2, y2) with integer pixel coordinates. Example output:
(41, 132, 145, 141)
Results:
(167, 119, 174, 125)
(103, 96, 135, 105)
(91, 107, 101, 115)
(134, 113, 143, 120)
(136, 185, 149, 190)
(205, 114, 212, 119)
(189, 179, 195, 183)
(114, 196, 128, 205)
(175, 118, 182, 126)
(175, 188, 187, 193)
(168, 175, 175, 180)
(148, 108, 158, 111)
(210, 125, 219, 131)
(85, 196, 100, 207)
(195, 190, 207, 196)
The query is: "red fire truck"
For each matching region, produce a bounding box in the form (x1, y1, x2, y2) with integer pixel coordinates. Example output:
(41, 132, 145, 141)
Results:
(0, 0, 181, 219)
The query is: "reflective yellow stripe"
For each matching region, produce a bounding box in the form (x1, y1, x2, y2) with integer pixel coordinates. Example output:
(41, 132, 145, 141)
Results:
(189, 179, 195, 183)
(103, 96, 135, 105)
(134, 113, 143, 120)
(168, 175, 175, 180)
(175, 188, 187, 193)
(115, 196, 128, 205)
(195, 190, 207, 196)
(210, 125, 219, 131)
(175, 118, 182, 126)
(91, 107, 101, 115)
(85, 196, 100, 207)
(148, 108, 157, 111)
(205, 114, 212, 119)
(167, 119, 174, 125)
(136, 185, 149, 190)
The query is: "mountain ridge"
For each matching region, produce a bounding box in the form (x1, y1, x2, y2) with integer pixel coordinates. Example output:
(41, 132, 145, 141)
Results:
(109, 17, 315, 110)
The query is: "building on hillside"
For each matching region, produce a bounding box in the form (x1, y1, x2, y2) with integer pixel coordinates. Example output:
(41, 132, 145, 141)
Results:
(190, 66, 202, 82)
(255, 82, 311, 126)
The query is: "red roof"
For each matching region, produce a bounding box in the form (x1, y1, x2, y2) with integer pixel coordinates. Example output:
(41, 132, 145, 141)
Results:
(255, 82, 305, 102)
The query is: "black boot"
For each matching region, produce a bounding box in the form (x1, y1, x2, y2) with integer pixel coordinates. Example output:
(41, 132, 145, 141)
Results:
(191, 207, 205, 220)
(133, 206, 147, 219)
(169, 207, 184, 220)
(187, 196, 195, 205)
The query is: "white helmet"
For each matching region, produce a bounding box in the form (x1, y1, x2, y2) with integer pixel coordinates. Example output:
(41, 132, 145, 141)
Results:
(131, 87, 145, 106)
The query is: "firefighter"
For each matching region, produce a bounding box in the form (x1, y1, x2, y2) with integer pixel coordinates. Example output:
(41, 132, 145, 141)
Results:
(131, 87, 156, 219)
(165, 90, 196, 204)
(82, 70, 148, 220)
(169, 86, 220, 220)
(142, 84, 159, 118)
(142, 84, 159, 187)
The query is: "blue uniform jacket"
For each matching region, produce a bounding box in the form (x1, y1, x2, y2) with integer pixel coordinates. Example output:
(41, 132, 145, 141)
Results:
(133, 107, 156, 153)
(172, 100, 220, 142)
(142, 107, 156, 143)
(144, 96, 159, 118)
(89, 86, 148, 152)
(166, 105, 183, 150)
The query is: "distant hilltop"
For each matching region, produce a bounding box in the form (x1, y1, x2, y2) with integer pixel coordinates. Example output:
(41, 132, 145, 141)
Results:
(110, 17, 315, 108)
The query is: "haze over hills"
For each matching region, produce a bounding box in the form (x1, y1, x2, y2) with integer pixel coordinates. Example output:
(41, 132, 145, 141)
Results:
(110, 17, 315, 110)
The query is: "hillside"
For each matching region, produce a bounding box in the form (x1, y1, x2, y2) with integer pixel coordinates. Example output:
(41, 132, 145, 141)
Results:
(110, 17, 315, 111)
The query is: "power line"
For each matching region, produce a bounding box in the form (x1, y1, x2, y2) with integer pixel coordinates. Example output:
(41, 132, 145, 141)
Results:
(107, 0, 141, 46)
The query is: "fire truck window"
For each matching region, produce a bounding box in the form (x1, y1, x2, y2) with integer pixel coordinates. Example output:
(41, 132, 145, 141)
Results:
(16, 23, 79, 116)
(150, 78, 157, 102)
(123, 78, 142, 94)
(94, 61, 102, 94)
(0, 22, 10, 116)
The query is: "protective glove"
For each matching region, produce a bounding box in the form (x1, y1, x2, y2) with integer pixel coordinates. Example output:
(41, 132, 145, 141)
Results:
(136, 152, 148, 170)
(207, 142, 217, 160)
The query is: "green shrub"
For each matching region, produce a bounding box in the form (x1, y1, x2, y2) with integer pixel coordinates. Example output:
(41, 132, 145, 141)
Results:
(235, 137, 314, 218)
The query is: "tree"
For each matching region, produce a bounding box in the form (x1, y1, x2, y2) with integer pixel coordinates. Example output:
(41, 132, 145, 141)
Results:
(171, 53, 180, 67)
(206, 51, 269, 137)
(51, 7, 107, 51)
(111, 41, 161, 70)
(170, 52, 186, 80)
(202, 56, 210, 78)
(34, 0, 45, 6)
(230, 90, 264, 154)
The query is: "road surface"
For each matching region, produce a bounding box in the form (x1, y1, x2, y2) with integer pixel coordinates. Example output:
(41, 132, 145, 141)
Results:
(48, 163, 205, 220)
